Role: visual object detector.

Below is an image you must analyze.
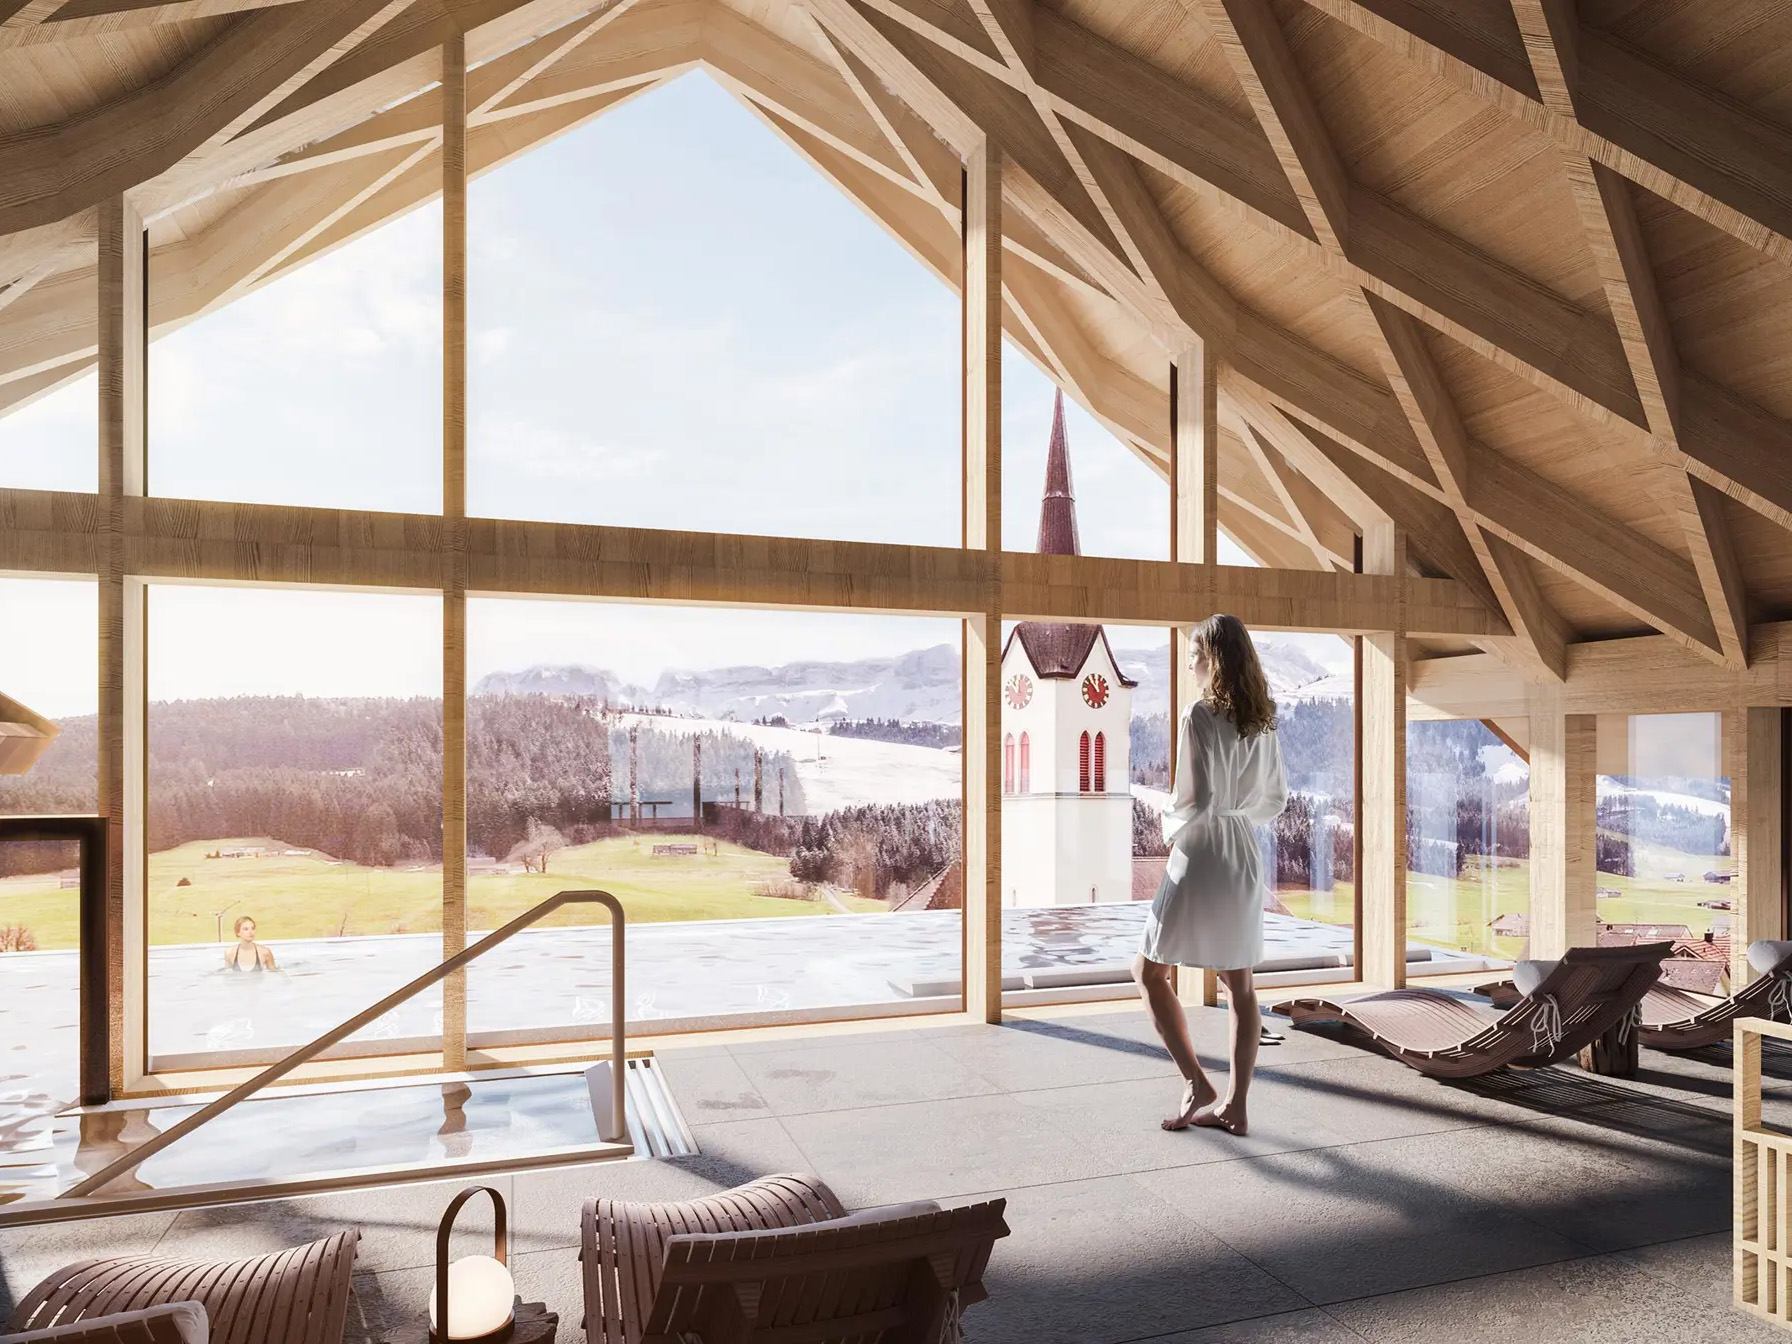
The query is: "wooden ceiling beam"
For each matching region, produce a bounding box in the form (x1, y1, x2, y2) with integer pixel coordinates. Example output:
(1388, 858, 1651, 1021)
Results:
(1195, 0, 1348, 252)
(1554, 151, 1749, 669)
(1364, 291, 1568, 679)
(1307, 0, 1792, 267)
(813, 0, 1435, 505)
(1238, 424, 1346, 571)
(0, 485, 1503, 635)
(0, 0, 414, 236)
(847, 0, 1646, 452)
(1, 0, 298, 49)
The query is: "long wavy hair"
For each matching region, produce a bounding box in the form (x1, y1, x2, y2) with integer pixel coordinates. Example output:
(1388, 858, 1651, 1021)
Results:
(1192, 613, 1277, 738)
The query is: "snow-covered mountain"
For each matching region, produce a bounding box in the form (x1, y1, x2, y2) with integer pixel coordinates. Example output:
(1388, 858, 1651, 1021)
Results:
(475, 635, 1342, 725)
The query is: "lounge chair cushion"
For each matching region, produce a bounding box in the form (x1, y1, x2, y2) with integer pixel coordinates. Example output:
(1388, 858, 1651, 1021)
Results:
(1750, 940, 1792, 974)
(1511, 959, 1559, 997)
(4, 1302, 209, 1343)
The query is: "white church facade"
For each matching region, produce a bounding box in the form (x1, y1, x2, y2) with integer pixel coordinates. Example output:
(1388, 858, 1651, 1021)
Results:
(999, 393, 1139, 908)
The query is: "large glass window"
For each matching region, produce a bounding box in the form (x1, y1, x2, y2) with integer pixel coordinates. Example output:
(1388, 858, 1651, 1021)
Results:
(1596, 713, 1731, 980)
(467, 71, 957, 544)
(464, 598, 963, 1038)
(0, 577, 98, 1198)
(1254, 631, 1357, 983)
(1406, 719, 1530, 972)
(1000, 352, 1167, 561)
(148, 203, 442, 511)
(0, 240, 97, 493)
(144, 584, 443, 1068)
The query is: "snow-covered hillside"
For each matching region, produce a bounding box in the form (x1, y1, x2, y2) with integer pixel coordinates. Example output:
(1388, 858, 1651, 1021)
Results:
(478, 634, 1342, 725)
(619, 712, 960, 810)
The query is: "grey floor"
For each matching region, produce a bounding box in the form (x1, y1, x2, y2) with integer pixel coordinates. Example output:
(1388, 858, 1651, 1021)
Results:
(1, 1001, 1780, 1343)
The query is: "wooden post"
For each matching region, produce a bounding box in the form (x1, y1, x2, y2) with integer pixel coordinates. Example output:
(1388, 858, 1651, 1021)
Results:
(1528, 685, 1596, 959)
(961, 142, 1002, 1024)
(441, 35, 468, 1070)
(1727, 707, 1784, 986)
(98, 192, 146, 1097)
(1170, 348, 1218, 1008)
(1359, 522, 1407, 986)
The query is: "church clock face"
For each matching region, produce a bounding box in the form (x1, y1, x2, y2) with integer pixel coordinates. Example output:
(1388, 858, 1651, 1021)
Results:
(1081, 672, 1110, 709)
(1004, 674, 1034, 709)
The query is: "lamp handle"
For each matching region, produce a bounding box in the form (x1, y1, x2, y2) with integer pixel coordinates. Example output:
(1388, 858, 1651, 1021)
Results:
(435, 1184, 508, 1341)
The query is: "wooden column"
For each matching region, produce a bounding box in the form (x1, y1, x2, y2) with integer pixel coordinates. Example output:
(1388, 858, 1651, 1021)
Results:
(98, 194, 147, 1096)
(1528, 685, 1596, 959)
(441, 35, 469, 1069)
(1728, 707, 1784, 986)
(1358, 523, 1407, 986)
(961, 142, 1002, 1024)
(1170, 346, 1218, 1008)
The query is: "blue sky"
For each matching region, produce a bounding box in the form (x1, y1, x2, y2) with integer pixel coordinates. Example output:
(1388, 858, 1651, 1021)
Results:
(0, 71, 1335, 717)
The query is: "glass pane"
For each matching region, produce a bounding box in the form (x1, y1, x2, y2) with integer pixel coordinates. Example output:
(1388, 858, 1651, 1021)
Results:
(1597, 713, 1731, 981)
(1001, 350, 1167, 560)
(0, 577, 98, 1198)
(1256, 632, 1357, 980)
(467, 71, 957, 544)
(145, 585, 443, 1067)
(466, 599, 963, 1038)
(1406, 720, 1530, 973)
(998, 616, 1169, 994)
(149, 203, 442, 512)
(0, 237, 97, 493)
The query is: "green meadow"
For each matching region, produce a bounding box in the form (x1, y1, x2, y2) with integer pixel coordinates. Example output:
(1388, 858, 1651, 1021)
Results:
(0, 833, 883, 951)
(1279, 835, 1731, 960)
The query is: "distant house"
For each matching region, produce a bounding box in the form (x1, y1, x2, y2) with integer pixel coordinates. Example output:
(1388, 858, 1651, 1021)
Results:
(1489, 912, 1528, 937)
(1697, 898, 1733, 911)
(1703, 870, 1732, 884)
(1600, 922, 1692, 944)
(1664, 873, 1686, 882)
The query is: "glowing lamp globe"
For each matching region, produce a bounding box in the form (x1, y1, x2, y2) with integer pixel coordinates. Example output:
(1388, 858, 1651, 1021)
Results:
(429, 1187, 517, 1343)
(428, 1255, 514, 1341)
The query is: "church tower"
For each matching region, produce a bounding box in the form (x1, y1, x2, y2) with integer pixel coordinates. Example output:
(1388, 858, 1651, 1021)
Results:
(999, 391, 1137, 907)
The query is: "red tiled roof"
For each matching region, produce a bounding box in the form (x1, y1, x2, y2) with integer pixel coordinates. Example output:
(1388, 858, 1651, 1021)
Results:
(1006, 622, 1140, 686)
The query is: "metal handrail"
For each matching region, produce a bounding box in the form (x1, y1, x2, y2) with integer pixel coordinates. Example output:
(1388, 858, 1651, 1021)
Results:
(67, 889, 627, 1198)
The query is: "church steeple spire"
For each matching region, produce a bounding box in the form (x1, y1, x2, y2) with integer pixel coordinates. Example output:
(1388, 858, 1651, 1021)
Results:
(1036, 389, 1080, 556)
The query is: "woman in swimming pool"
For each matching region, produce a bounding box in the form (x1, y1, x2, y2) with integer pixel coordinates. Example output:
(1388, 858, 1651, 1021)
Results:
(225, 915, 276, 972)
(1131, 613, 1288, 1137)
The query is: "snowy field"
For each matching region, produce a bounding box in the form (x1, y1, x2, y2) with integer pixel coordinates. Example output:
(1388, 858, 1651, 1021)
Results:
(621, 711, 961, 810)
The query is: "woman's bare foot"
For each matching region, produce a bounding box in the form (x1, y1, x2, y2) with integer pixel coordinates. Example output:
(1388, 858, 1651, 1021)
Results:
(1191, 1102, 1248, 1136)
(1161, 1078, 1218, 1131)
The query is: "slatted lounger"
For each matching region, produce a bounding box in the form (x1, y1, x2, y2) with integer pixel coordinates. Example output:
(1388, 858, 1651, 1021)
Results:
(1479, 939, 1792, 1053)
(5, 1231, 360, 1344)
(580, 1173, 1009, 1343)
(1, 1302, 207, 1343)
(1272, 943, 1672, 1079)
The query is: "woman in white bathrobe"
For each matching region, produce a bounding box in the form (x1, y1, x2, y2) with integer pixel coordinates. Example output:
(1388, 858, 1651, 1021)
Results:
(1132, 613, 1288, 1136)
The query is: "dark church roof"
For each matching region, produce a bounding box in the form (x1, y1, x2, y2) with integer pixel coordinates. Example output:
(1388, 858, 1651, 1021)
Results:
(1007, 390, 1136, 688)
(1036, 390, 1080, 557)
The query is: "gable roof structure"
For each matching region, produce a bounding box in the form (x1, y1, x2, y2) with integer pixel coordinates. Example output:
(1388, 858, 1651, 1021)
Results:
(3, 0, 1792, 688)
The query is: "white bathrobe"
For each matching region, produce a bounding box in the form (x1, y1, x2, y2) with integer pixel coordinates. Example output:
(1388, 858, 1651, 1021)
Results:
(1139, 701, 1289, 971)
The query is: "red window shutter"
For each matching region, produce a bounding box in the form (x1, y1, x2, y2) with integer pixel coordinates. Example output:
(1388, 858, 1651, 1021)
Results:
(1094, 732, 1106, 792)
(1019, 733, 1030, 793)
(1079, 731, 1091, 793)
(1003, 733, 1015, 794)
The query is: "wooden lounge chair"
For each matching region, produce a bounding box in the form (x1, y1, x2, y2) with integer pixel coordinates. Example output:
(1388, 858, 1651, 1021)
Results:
(5, 1231, 359, 1344)
(1272, 942, 1672, 1079)
(1, 1302, 207, 1343)
(580, 1173, 1009, 1343)
(1478, 939, 1792, 1053)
